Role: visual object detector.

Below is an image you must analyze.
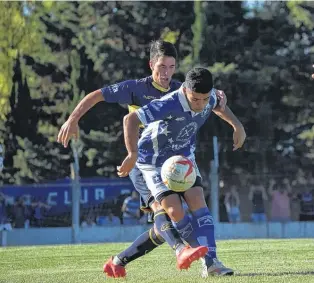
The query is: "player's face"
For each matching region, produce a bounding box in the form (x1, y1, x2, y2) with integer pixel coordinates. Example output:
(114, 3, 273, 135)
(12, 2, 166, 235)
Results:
(150, 56, 176, 89)
(184, 87, 210, 113)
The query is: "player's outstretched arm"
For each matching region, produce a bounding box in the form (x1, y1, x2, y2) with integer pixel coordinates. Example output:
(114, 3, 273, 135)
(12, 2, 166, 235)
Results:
(213, 106, 246, 151)
(117, 112, 141, 177)
(57, 89, 104, 148)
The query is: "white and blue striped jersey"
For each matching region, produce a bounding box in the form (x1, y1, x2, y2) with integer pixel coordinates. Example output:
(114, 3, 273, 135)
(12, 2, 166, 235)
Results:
(135, 87, 218, 167)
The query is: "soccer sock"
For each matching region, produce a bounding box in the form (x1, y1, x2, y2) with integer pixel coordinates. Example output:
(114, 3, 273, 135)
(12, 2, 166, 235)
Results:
(190, 207, 217, 266)
(154, 210, 185, 255)
(114, 228, 164, 266)
(172, 212, 199, 248)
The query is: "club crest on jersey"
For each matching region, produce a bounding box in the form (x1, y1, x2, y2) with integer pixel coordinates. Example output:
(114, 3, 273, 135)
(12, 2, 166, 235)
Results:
(176, 122, 198, 142)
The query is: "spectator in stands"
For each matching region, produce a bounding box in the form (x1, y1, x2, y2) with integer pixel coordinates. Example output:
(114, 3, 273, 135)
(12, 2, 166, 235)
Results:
(13, 197, 27, 228)
(115, 193, 127, 224)
(249, 181, 268, 223)
(96, 209, 120, 226)
(32, 198, 51, 227)
(224, 185, 241, 223)
(121, 191, 140, 225)
(0, 193, 12, 231)
(219, 192, 229, 223)
(269, 178, 292, 222)
(81, 214, 96, 227)
(294, 184, 314, 221)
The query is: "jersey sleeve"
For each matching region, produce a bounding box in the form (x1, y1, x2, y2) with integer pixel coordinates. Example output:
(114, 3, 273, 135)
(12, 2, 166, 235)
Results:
(211, 88, 219, 109)
(101, 80, 137, 104)
(135, 95, 176, 126)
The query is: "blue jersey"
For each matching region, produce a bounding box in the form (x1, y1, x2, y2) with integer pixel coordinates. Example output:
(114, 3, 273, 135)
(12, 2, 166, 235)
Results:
(135, 87, 218, 167)
(101, 76, 182, 114)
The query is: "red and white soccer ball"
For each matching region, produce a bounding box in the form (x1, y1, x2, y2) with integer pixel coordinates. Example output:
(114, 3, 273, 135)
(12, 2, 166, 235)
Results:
(161, 155, 196, 192)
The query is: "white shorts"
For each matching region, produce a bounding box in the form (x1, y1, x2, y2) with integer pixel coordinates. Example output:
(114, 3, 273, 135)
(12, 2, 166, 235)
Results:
(136, 158, 202, 203)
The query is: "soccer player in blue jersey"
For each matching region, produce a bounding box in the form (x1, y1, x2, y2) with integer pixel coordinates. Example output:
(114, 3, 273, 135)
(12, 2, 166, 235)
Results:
(57, 41, 228, 277)
(118, 67, 246, 277)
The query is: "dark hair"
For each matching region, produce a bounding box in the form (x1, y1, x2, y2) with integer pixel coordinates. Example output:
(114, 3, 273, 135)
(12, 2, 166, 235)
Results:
(150, 40, 178, 62)
(185, 67, 213, 93)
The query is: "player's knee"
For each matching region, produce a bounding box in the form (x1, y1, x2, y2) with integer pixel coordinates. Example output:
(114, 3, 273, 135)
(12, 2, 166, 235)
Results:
(157, 193, 184, 222)
(151, 226, 165, 245)
(164, 205, 185, 222)
(151, 201, 163, 212)
(184, 186, 207, 211)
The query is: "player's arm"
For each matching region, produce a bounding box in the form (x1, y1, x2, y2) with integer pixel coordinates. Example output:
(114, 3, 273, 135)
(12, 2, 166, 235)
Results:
(116, 112, 142, 177)
(57, 80, 136, 148)
(213, 105, 246, 151)
(57, 89, 104, 147)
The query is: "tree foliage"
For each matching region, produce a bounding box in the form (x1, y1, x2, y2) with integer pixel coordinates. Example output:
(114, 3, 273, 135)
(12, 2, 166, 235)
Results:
(0, 1, 313, 185)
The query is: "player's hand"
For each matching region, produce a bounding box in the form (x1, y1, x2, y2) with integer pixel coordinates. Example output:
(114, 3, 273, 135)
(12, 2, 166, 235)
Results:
(57, 118, 79, 148)
(216, 89, 227, 111)
(233, 124, 246, 151)
(117, 152, 138, 177)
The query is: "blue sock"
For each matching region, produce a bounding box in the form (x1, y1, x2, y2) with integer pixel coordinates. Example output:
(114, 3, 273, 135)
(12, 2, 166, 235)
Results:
(114, 228, 163, 266)
(172, 213, 199, 248)
(191, 207, 217, 266)
(154, 210, 185, 254)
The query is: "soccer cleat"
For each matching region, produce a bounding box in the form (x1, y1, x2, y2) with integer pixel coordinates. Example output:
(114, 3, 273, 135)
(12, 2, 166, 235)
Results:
(201, 258, 234, 277)
(176, 245, 209, 270)
(103, 256, 126, 278)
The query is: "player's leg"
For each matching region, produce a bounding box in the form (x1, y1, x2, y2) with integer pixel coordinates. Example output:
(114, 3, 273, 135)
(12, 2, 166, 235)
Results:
(103, 167, 200, 277)
(103, 225, 164, 278)
(127, 167, 188, 259)
(183, 183, 234, 276)
(104, 167, 162, 277)
(140, 165, 208, 266)
(142, 165, 209, 266)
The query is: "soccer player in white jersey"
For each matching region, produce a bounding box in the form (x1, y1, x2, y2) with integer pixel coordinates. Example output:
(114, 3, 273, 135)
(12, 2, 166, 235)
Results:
(118, 67, 246, 276)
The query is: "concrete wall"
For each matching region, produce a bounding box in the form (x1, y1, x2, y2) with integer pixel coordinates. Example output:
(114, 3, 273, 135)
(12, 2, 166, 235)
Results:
(1, 222, 313, 247)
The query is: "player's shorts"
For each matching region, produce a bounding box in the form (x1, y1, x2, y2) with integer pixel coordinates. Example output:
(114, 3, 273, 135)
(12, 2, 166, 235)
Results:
(129, 166, 155, 212)
(136, 158, 203, 203)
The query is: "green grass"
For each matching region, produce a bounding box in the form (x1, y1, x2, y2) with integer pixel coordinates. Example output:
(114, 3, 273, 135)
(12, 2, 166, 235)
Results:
(1, 239, 314, 283)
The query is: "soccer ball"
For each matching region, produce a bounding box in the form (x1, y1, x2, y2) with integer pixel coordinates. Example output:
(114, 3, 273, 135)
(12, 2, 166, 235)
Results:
(161, 155, 196, 192)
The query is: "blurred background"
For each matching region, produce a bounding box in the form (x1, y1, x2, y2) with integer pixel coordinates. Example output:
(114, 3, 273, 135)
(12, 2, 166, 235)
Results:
(0, 1, 314, 234)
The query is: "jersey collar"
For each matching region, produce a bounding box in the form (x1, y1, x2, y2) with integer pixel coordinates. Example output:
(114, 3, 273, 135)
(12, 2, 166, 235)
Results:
(178, 86, 199, 116)
(151, 80, 171, 92)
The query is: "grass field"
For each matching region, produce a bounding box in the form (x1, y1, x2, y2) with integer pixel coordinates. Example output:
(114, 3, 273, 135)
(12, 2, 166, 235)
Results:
(1, 239, 314, 283)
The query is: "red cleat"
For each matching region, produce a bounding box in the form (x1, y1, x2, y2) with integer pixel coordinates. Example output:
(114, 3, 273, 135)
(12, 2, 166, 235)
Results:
(103, 256, 126, 278)
(176, 246, 208, 270)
